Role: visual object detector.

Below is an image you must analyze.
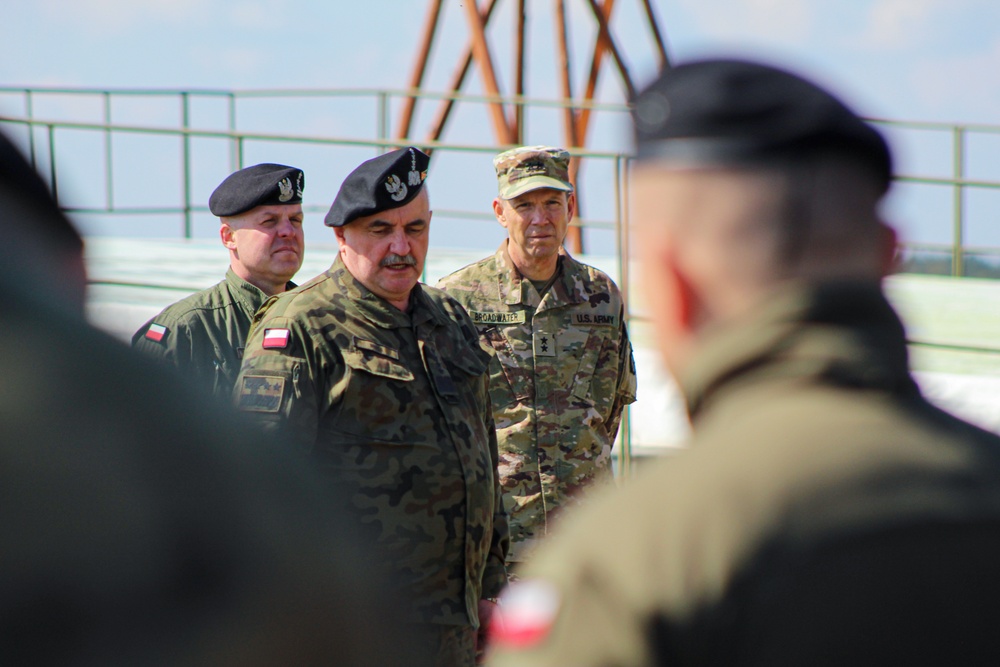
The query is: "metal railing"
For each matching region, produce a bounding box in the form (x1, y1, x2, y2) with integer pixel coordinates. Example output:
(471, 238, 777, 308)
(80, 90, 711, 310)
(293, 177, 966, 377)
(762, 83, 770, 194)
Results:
(4, 86, 1000, 277)
(0, 85, 632, 238)
(5, 85, 1000, 471)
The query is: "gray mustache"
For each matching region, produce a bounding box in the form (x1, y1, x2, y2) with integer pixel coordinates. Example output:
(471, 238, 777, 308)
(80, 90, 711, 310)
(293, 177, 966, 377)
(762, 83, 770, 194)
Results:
(381, 254, 417, 267)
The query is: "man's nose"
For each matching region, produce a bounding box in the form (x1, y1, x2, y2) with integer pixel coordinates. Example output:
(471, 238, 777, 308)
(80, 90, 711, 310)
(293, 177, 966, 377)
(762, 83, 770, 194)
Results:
(388, 229, 411, 254)
(276, 217, 296, 236)
(528, 206, 550, 225)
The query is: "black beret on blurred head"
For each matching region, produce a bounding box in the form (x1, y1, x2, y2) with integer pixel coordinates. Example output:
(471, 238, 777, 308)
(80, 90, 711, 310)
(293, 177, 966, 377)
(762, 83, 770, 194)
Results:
(632, 59, 893, 192)
(209, 163, 304, 217)
(325, 147, 430, 228)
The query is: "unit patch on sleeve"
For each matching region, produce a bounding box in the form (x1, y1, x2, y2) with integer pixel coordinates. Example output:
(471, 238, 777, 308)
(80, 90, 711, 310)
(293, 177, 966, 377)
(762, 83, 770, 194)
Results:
(237, 375, 285, 413)
(573, 313, 618, 327)
(470, 310, 527, 325)
(144, 323, 168, 343)
(262, 328, 291, 349)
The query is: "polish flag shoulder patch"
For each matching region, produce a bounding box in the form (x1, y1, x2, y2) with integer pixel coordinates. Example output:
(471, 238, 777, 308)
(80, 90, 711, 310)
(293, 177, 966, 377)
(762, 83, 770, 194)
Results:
(144, 323, 168, 343)
(262, 328, 291, 349)
(489, 578, 562, 650)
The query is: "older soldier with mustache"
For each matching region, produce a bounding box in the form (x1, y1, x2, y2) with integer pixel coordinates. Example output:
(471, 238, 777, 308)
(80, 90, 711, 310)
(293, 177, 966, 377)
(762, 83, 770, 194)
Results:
(235, 147, 508, 667)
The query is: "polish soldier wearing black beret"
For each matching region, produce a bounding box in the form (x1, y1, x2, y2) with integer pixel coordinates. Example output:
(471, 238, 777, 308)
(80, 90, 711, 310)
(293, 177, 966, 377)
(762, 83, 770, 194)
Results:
(489, 59, 1000, 666)
(235, 148, 509, 667)
(133, 163, 305, 397)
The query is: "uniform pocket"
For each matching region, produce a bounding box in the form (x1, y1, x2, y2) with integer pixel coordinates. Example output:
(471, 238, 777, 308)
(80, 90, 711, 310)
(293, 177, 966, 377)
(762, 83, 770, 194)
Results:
(567, 328, 603, 401)
(482, 326, 531, 405)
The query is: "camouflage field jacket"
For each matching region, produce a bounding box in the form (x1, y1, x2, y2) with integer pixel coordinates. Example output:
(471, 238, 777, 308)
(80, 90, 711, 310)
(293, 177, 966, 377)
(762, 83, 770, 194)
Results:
(437, 242, 637, 562)
(234, 256, 508, 627)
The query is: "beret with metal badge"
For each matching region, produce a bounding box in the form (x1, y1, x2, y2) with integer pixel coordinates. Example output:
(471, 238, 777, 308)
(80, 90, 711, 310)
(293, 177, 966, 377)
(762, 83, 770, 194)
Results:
(208, 163, 304, 217)
(631, 58, 893, 192)
(324, 147, 430, 228)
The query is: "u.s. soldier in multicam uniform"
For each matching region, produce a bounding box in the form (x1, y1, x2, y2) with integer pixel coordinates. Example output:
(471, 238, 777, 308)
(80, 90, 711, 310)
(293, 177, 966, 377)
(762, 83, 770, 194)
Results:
(133, 163, 305, 397)
(437, 145, 637, 568)
(234, 147, 508, 667)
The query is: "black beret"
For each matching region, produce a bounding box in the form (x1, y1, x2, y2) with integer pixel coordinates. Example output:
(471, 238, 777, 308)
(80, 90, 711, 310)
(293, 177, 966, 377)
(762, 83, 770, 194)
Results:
(208, 163, 304, 217)
(324, 147, 429, 227)
(632, 59, 893, 192)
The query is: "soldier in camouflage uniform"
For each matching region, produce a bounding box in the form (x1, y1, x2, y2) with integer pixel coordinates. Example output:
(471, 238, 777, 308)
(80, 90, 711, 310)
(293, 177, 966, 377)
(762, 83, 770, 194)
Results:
(437, 146, 637, 567)
(133, 163, 305, 397)
(234, 147, 508, 667)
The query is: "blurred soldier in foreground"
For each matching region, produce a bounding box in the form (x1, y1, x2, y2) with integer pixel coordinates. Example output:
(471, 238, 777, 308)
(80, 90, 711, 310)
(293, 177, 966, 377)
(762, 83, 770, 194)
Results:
(133, 163, 305, 397)
(488, 59, 1000, 666)
(0, 130, 420, 665)
(438, 146, 636, 569)
(235, 147, 508, 666)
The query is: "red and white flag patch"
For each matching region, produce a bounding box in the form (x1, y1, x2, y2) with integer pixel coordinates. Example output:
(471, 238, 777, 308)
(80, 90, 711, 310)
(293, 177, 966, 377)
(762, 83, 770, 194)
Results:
(489, 578, 562, 649)
(262, 328, 291, 349)
(144, 323, 168, 343)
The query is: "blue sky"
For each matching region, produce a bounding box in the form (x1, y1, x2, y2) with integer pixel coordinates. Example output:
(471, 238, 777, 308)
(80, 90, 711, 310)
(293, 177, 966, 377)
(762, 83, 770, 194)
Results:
(3, 0, 999, 251)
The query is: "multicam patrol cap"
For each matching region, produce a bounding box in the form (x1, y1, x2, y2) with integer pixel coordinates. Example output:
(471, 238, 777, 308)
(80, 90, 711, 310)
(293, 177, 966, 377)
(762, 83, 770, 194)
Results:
(631, 58, 893, 193)
(324, 147, 430, 227)
(208, 163, 305, 217)
(494, 145, 574, 200)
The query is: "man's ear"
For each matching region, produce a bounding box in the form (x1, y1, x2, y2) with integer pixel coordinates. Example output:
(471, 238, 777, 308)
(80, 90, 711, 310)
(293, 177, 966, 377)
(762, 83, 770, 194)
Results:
(668, 253, 700, 333)
(333, 225, 347, 251)
(220, 220, 237, 250)
(493, 198, 508, 229)
(878, 222, 899, 277)
(566, 192, 577, 220)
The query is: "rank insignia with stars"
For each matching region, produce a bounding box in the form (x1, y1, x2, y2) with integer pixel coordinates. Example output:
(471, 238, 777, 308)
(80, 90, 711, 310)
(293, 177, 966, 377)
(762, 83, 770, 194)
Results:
(533, 331, 556, 357)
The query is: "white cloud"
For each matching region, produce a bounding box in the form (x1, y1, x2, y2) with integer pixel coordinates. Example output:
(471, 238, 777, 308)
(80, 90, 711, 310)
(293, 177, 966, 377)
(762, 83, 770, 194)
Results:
(216, 47, 268, 80)
(675, 0, 817, 47)
(40, 0, 202, 33)
(226, 2, 283, 30)
(910, 36, 1000, 124)
(857, 0, 946, 50)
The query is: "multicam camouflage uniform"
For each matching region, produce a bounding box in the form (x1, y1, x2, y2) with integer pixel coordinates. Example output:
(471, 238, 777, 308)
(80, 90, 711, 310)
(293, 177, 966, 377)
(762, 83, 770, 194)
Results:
(133, 269, 292, 397)
(437, 241, 637, 562)
(234, 256, 508, 628)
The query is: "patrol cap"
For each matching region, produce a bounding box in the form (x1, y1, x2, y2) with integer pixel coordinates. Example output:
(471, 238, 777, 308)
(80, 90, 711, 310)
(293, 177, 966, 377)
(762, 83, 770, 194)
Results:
(632, 59, 893, 192)
(324, 147, 430, 227)
(494, 145, 574, 200)
(209, 163, 305, 217)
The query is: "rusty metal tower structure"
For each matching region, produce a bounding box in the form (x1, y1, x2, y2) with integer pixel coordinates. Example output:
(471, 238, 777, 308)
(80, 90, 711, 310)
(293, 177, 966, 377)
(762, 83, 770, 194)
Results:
(395, 0, 669, 253)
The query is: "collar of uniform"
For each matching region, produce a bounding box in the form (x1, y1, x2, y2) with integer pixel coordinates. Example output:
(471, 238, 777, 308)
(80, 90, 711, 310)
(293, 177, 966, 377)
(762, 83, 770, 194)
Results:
(494, 240, 587, 308)
(494, 240, 528, 306)
(680, 281, 915, 421)
(328, 255, 426, 329)
(224, 267, 295, 315)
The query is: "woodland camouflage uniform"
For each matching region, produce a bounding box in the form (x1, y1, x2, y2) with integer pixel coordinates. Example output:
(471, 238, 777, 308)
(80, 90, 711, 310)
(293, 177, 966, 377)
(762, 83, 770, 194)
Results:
(234, 256, 509, 627)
